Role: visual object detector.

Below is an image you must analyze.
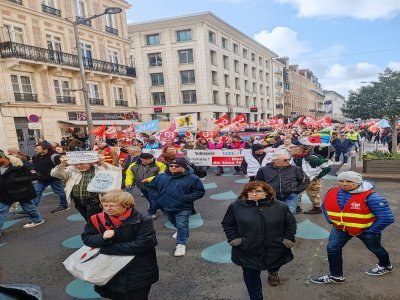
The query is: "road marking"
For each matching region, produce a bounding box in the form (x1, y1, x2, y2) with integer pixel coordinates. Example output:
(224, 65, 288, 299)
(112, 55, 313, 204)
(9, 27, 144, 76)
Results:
(209, 191, 238, 200)
(296, 219, 330, 240)
(62, 235, 84, 249)
(66, 279, 100, 299)
(204, 182, 218, 190)
(201, 241, 232, 264)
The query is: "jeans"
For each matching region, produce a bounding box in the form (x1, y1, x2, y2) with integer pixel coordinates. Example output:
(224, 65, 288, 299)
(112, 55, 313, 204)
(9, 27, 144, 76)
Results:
(327, 227, 391, 276)
(282, 193, 297, 215)
(163, 210, 191, 245)
(242, 268, 263, 300)
(0, 201, 43, 231)
(32, 180, 68, 208)
(335, 151, 349, 163)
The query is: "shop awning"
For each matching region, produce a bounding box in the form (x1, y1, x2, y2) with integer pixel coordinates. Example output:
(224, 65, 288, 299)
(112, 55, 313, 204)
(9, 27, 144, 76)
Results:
(58, 120, 135, 127)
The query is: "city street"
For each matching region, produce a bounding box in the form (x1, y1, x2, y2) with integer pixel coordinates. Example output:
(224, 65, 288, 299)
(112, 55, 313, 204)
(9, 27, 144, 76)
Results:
(1, 164, 399, 300)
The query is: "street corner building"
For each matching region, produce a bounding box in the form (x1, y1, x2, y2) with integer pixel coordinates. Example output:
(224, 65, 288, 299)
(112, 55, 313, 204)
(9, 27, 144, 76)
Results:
(0, 0, 137, 155)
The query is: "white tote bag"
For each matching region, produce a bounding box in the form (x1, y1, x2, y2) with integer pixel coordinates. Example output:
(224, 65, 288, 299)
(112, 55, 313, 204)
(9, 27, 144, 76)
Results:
(63, 245, 134, 286)
(87, 171, 122, 193)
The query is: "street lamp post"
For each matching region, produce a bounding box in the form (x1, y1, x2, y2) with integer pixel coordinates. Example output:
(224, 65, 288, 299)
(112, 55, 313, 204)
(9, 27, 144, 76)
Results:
(71, 7, 122, 147)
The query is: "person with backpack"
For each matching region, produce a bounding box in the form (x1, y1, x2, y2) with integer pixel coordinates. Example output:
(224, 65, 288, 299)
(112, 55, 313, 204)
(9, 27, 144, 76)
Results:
(81, 190, 159, 299)
(31, 143, 69, 213)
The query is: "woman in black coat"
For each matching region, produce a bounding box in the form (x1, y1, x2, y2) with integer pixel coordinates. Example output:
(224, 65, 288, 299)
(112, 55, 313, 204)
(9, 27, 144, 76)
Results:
(222, 181, 297, 300)
(81, 190, 159, 300)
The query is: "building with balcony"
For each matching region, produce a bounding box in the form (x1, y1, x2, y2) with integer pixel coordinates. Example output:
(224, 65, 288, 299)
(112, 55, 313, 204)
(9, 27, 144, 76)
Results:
(127, 12, 281, 129)
(0, 0, 136, 154)
(287, 65, 324, 119)
(323, 90, 346, 121)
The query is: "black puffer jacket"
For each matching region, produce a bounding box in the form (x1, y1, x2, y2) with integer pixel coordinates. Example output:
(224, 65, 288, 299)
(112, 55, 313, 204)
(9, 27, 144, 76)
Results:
(255, 163, 310, 200)
(222, 198, 297, 271)
(81, 208, 159, 296)
(32, 152, 61, 182)
(0, 165, 36, 204)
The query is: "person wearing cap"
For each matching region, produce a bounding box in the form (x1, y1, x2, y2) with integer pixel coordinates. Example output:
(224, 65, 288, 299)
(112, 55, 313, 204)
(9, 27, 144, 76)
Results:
(0, 150, 44, 234)
(311, 171, 394, 284)
(125, 153, 166, 218)
(50, 153, 119, 221)
(255, 150, 310, 215)
(290, 145, 331, 214)
(331, 132, 353, 165)
(147, 157, 205, 257)
(241, 144, 271, 181)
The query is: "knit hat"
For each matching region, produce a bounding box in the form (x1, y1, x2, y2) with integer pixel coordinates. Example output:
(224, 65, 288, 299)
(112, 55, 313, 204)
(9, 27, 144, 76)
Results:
(251, 144, 265, 152)
(170, 158, 189, 169)
(337, 171, 362, 184)
(139, 153, 154, 159)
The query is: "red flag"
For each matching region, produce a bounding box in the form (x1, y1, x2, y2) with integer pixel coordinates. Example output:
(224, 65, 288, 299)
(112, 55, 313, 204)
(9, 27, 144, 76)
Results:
(277, 118, 285, 128)
(316, 116, 332, 127)
(303, 116, 316, 127)
(159, 131, 178, 143)
(90, 125, 106, 136)
(105, 125, 118, 138)
(214, 114, 231, 127)
(199, 131, 219, 139)
(268, 117, 278, 125)
(232, 113, 246, 124)
(294, 116, 305, 126)
(166, 122, 177, 132)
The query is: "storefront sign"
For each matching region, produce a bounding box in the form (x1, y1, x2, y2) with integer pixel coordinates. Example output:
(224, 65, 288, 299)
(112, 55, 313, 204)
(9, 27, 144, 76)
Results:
(66, 151, 99, 164)
(68, 112, 139, 121)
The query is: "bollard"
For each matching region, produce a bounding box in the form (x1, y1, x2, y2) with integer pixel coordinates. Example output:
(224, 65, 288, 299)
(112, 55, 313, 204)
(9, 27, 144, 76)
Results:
(374, 141, 378, 151)
(358, 141, 364, 161)
(350, 155, 357, 171)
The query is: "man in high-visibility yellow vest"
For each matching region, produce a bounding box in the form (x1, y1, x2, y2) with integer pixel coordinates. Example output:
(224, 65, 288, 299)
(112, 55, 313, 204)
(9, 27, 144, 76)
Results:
(311, 171, 394, 284)
(346, 129, 361, 152)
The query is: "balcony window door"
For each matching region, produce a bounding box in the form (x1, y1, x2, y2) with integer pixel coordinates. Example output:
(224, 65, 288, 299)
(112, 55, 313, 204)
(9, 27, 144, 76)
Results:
(4, 24, 25, 43)
(87, 83, 100, 99)
(47, 34, 62, 63)
(54, 79, 73, 103)
(80, 43, 93, 67)
(113, 86, 126, 106)
(74, 0, 86, 17)
(11, 75, 36, 101)
(109, 49, 119, 72)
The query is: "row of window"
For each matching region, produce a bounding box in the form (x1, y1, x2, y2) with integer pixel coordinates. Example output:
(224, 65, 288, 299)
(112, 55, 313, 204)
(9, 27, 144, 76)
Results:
(11, 74, 126, 104)
(146, 29, 192, 46)
(3, 23, 121, 65)
(148, 49, 193, 67)
(150, 70, 195, 86)
(152, 91, 197, 105)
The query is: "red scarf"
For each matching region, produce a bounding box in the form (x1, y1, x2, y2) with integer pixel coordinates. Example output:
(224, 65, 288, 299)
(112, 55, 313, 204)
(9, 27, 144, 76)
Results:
(108, 208, 132, 228)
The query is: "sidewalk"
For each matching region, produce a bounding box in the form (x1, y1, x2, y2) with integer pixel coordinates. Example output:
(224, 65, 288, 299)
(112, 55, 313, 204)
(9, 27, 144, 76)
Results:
(338, 142, 400, 181)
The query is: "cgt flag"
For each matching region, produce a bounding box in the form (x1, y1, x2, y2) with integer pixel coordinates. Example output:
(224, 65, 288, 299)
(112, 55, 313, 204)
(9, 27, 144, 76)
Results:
(214, 114, 231, 128)
(232, 113, 246, 124)
(90, 125, 106, 136)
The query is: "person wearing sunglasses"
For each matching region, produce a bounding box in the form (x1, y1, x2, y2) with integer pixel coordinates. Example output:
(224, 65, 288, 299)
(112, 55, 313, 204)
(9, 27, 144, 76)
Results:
(147, 158, 205, 257)
(255, 150, 310, 215)
(222, 181, 296, 298)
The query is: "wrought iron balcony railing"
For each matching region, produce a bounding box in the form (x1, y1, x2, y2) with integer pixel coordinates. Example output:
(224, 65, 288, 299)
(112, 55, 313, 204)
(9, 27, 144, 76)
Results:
(115, 100, 128, 107)
(0, 42, 136, 78)
(7, 0, 22, 5)
(41, 4, 61, 17)
(76, 16, 91, 27)
(105, 26, 118, 35)
(14, 92, 38, 102)
(89, 98, 104, 106)
(57, 96, 76, 104)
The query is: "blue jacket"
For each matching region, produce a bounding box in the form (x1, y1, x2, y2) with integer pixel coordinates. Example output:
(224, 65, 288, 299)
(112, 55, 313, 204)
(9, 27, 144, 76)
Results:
(147, 169, 205, 212)
(332, 138, 353, 152)
(322, 181, 394, 234)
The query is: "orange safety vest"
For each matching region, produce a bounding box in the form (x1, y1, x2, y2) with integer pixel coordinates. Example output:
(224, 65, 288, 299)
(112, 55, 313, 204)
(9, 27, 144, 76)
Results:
(119, 151, 129, 170)
(324, 187, 376, 236)
(103, 147, 113, 164)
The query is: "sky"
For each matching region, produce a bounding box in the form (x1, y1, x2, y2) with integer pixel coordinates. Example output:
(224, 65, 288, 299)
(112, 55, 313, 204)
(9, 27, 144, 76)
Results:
(124, 0, 400, 99)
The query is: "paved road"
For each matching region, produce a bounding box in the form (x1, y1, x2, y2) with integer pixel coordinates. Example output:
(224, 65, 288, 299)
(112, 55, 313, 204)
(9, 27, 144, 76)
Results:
(1, 165, 399, 300)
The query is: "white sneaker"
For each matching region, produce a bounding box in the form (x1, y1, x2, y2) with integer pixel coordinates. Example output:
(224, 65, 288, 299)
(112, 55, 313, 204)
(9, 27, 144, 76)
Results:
(174, 244, 186, 257)
(23, 220, 44, 228)
(172, 232, 177, 239)
(343, 163, 349, 166)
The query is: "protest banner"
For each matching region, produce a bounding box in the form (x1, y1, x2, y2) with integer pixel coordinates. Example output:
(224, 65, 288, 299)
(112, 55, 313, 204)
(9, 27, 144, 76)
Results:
(66, 151, 99, 164)
(175, 113, 197, 131)
(135, 119, 160, 133)
(185, 149, 245, 166)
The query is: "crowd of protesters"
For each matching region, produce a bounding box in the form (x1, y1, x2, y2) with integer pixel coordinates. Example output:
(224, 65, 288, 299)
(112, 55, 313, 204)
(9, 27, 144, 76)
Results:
(0, 122, 397, 300)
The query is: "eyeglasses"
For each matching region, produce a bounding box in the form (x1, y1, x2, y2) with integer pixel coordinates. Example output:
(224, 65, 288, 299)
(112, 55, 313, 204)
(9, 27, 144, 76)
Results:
(169, 164, 181, 168)
(247, 189, 266, 194)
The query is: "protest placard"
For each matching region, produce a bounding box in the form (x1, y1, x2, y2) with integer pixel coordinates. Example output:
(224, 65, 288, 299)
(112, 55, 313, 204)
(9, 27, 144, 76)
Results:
(66, 151, 99, 164)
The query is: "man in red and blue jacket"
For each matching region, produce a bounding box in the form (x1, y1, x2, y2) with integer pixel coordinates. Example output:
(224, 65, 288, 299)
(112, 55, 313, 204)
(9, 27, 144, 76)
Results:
(311, 171, 394, 284)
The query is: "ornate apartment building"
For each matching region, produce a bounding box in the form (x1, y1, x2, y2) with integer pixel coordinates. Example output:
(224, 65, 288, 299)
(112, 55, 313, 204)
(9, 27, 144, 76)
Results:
(284, 64, 324, 119)
(128, 12, 284, 130)
(0, 0, 136, 154)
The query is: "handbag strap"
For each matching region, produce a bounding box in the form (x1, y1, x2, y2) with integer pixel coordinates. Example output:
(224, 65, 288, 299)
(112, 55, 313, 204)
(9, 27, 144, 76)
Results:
(90, 213, 112, 233)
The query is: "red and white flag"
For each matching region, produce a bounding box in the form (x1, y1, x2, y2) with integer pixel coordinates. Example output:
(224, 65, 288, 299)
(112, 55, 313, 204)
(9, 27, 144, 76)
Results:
(214, 114, 231, 128)
(316, 116, 332, 127)
(232, 113, 246, 124)
(199, 131, 219, 139)
(294, 116, 305, 126)
(90, 125, 106, 136)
